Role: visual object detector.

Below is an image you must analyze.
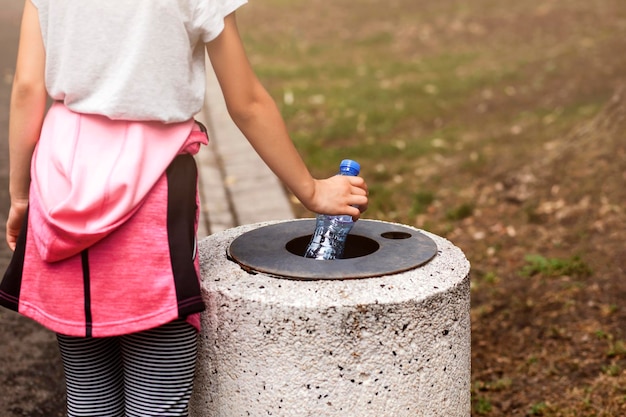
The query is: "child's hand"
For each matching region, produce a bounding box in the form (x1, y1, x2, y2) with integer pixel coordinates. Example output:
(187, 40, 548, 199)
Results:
(304, 175, 368, 220)
(6, 200, 28, 251)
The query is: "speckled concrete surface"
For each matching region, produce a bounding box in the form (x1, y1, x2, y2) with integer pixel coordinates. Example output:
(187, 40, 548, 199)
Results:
(191, 219, 471, 417)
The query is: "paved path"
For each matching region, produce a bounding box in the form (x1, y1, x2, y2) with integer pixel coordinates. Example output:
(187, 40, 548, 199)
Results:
(194, 58, 294, 238)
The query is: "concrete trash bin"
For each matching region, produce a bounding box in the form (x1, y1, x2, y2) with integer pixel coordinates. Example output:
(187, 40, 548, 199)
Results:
(190, 219, 471, 417)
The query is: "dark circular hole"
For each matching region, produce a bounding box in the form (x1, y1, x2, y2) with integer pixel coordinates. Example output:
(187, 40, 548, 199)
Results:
(286, 234, 380, 259)
(381, 231, 412, 240)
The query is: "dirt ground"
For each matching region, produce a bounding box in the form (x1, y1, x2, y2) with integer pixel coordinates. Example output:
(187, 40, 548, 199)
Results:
(250, 1, 626, 414)
(462, 88, 626, 416)
(1, 0, 625, 416)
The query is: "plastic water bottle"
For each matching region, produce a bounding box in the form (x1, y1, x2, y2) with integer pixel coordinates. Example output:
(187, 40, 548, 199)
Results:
(304, 159, 361, 260)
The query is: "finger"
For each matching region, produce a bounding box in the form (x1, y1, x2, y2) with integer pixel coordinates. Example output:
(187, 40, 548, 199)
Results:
(348, 178, 368, 199)
(349, 194, 368, 206)
(7, 236, 16, 251)
(347, 176, 366, 188)
(351, 185, 368, 196)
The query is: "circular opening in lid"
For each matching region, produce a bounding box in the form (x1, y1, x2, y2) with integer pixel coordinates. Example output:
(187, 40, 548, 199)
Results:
(286, 234, 380, 259)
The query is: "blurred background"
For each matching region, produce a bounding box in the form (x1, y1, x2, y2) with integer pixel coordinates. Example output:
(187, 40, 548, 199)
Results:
(1, 0, 625, 415)
(236, 2, 626, 413)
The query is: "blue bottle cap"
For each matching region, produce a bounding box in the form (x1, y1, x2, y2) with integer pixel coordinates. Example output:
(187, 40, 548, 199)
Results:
(339, 159, 360, 176)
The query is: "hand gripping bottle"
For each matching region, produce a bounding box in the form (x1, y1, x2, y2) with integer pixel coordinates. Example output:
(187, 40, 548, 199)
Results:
(304, 159, 361, 260)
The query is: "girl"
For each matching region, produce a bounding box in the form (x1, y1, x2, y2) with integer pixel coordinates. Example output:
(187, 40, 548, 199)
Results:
(1, 0, 369, 416)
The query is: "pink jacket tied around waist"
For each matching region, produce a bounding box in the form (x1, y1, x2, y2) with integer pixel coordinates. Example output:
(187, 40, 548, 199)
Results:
(30, 102, 208, 262)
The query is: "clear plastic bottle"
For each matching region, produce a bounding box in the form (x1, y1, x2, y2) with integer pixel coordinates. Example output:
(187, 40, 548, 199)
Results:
(304, 159, 361, 260)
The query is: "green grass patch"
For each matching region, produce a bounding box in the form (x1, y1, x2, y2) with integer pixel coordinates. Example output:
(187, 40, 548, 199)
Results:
(410, 191, 435, 215)
(607, 340, 626, 359)
(472, 395, 493, 415)
(445, 203, 474, 221)
(520, 255, 593, 278)
(528, 401, 549, 416)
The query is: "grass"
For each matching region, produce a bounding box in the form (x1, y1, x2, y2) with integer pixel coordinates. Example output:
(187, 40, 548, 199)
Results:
(236, 0, 626, 415)
(520, 254, 593, 278)
(473, 395, 493, 415)
(238, 0, 620, 226)
(528, 402, 549, 416)
(409, 190, 435, 216)
(607, 340, 626, 358)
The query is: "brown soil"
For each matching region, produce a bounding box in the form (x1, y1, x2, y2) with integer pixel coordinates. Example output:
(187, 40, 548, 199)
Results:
(240, 1, 626, 415)
(462, 88, 626, 416)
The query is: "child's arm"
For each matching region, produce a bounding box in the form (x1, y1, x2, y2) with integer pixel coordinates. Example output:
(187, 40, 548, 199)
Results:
(6, 0, 47, 250)
(205, 13, 368, 218)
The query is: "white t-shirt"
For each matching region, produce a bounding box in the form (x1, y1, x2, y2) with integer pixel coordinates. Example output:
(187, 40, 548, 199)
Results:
(32, 0, 247, 123)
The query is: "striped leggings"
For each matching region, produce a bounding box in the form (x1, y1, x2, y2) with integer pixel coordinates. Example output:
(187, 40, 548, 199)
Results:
(56, 320, 198, 417)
